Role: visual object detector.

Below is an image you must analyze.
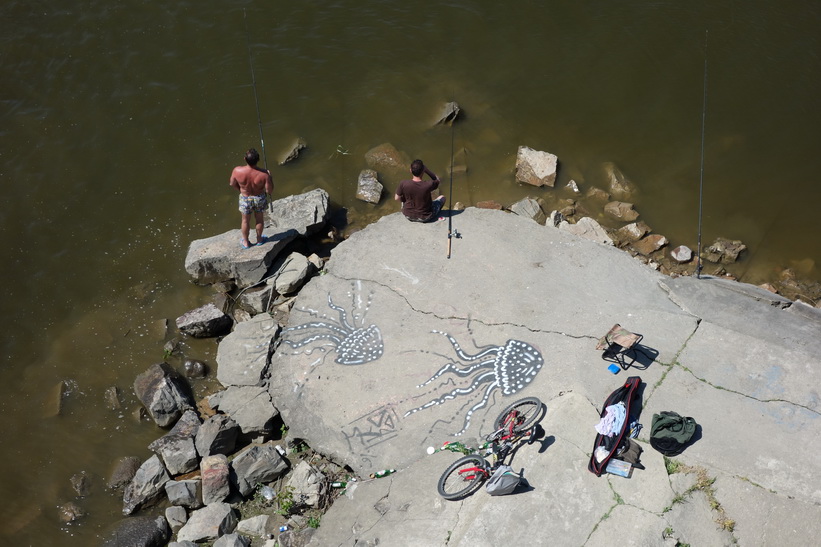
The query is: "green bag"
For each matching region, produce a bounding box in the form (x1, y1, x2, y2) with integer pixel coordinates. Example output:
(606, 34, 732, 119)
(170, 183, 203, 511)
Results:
(649, 411, 697, 456)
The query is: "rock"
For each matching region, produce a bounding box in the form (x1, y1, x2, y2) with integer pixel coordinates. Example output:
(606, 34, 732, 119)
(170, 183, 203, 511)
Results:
(58, 501, 85, 524)
(515, 146, 558, 187)
(273, 253, 312, 295)
(184, 189, 329, 287)
(355, 169, 383, 204)
(237, 285, 274, 315)
(183, 359, 208, 379)
(279, 137, 307, 165)
(196, 414, 240, 457)
(448, 147, 468, 176)
(364, 143, 408, 172)
(287, 461, 326, 507)
(168, 542, 199, 547)
(434, 101, 460, 125)
(201, 454, 231, 505)
(213, 385, 279, 438)
(148, 409, 201, 475)
(604, 201, 640, 222)
(230, 443, 290, 497)
(176, 303, 233, 338)
(70, 471, 91, 497)
(165, 505, 187, 533)
(108, 456, 142, 490)
(566, 179, 580, 193)
(164, 479, 203, 509)
(703, 237, 747, 264)
(177, 502, 238, 543)
(216, 314, 279, 387)
(214, 533, 252, 547)
(603, 162, 637, 198)
(237, 514, 270, 537)
(476, 200, 503, 210)
(508, 197, 546, 224)
(586, 186, 610, 201)
(547, 210, 565, 228)
(559, 217, 614, 245)
(44, 380, 66, 417)
(633, 234, 669, 256)
(105, 386, 122, 411)
(133, 362, 196, 428)
(101, 516, 170, 547)
(122, 455, 170, 515)
(670, 245, 694, 263)
(276, 528, 316, 547)
(617, 221, 652, 243)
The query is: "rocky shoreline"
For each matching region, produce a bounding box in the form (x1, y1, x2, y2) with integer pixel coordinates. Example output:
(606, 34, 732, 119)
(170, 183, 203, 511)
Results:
(89, 138, 820, 546)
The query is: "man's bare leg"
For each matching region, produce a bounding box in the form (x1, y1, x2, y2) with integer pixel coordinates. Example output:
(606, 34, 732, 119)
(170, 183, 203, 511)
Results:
(240, 214, 252, 248)
(254, 211, 265, 244)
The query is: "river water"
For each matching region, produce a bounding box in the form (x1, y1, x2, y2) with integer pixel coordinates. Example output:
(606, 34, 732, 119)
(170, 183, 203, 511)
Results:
(1, 1, 819, 543)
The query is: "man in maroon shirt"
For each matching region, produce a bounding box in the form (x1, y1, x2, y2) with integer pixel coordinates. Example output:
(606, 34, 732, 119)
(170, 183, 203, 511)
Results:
(394, 159, 446, 222)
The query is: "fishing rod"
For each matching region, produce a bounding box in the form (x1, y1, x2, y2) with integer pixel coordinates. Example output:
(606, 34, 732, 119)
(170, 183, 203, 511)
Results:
(695, 30, 708, 279)
(243, 8, 273, 212)
(447, 115, 455, 259)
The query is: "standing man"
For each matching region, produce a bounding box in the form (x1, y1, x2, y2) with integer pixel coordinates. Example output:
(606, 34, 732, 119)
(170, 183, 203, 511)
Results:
(395, 159, 446, 222)
(230, 148, 273, 249)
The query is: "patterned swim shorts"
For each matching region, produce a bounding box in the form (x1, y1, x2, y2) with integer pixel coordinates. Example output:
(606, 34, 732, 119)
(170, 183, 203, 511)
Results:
(239, 194, 267, 214)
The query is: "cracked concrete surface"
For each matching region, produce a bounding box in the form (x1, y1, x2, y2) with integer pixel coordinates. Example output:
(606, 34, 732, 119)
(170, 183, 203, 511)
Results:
(259, 209, 820, 546)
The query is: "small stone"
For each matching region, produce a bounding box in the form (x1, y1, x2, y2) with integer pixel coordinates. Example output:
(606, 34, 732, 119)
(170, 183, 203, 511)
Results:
(184, 359, 208, 379)
(58, 502, 85, 524)
(566, 179, 580, 193)
(70, 471, 91, 497)
(670, 245, 693, 263)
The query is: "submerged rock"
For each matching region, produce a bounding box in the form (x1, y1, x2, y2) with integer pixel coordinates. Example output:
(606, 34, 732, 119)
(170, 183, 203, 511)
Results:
(703, 237, 747, 264)
(434, 101, 460, 125)
(279, 137, 307, 165)
(515, 146, 558, 187)
(364, 143, 409, 172)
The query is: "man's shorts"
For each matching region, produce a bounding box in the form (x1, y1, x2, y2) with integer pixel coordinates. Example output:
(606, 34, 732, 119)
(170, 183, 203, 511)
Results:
(239, 194, 267, 214)
(406, 197, 445, 223)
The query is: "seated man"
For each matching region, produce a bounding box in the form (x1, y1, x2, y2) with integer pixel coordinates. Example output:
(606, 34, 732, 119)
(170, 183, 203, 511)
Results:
(395, 159, 446, 222)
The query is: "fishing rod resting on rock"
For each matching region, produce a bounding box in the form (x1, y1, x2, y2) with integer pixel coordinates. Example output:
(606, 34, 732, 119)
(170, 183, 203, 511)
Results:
(243, 8, 273, 212)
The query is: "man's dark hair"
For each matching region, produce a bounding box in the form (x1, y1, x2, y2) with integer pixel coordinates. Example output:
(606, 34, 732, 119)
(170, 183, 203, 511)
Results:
(410, 159, 424, 177)
(245, 148, 260, 166)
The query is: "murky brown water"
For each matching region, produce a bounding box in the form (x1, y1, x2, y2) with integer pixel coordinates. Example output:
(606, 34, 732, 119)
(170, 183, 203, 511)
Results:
(1, 1, 819, 543)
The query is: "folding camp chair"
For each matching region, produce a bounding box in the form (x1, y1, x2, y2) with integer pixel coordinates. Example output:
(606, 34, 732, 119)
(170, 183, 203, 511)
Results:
(596, 324, 643, 370)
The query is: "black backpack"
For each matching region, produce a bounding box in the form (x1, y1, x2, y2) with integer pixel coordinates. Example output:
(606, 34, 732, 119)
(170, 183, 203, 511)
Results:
(649, 411, 697, 456)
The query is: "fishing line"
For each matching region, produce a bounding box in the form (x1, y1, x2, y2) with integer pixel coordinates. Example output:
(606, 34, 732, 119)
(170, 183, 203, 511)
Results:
(695, 30, 708, 279)
(243, 8, 272, 211)
(447, 111, 455, 259)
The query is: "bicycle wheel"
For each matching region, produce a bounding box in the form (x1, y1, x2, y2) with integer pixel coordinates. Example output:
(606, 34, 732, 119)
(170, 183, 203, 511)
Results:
(493, 397, 545, 434)
(437, 455, 489, 500)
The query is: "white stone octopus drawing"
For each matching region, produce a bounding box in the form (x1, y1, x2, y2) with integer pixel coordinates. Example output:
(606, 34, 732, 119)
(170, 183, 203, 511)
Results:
(404, 330, 544, 435)
(280, 282, 384, 366)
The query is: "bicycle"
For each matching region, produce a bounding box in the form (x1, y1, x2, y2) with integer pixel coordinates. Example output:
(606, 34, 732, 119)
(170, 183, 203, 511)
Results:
(436, 396, 545, 500)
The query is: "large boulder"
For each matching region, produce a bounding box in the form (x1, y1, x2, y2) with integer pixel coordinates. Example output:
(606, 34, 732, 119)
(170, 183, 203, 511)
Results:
(164, 479, 203, 509)
(287, 460, 326, 507)
(515, 146, 558, 187)
(133, 363, 195, 428)
(122, 455, 170, 515)
(230, 443, 289, 497)
(176, 502, 238, 543)
(195, 414, 240, 457)
(273, 253, 312, 296)
(356, 169, 383, 204)
(184, 189, 329, 287)
(176, 303, 232, 338)
(216, 314, 279, 387)
(101, 515, 170, 547)
(201, 454, 231, 505)
(148, 410, 200, 475)
(213, 385, 279, 438)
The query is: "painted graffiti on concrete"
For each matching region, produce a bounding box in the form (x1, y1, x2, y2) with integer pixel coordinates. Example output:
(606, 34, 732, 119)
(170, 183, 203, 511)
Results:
(404, 330, 544, 435)
(342, 404, 401, 466)
(281, 281, 384, 366)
